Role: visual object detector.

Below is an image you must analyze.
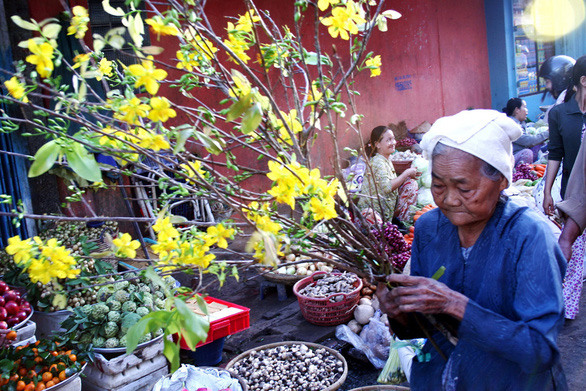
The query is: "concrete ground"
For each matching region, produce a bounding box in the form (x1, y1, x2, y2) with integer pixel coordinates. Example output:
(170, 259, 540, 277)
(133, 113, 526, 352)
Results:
(197, 269, 586, 390)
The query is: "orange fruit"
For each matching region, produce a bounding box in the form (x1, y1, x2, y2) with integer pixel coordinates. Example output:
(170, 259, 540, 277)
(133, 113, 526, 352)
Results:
(10, 373, 19, 381)
(34, 357, 43, 363)
(6, 330, 17, 340)
(58, 371, 67, 381)
(41, 372, 52, 382)
(18, 368, 27, 376)
(51, 376, 60, 384)
(16, 380, 26, 391)
(50, 351, 58, 357)
(35, 383, 46, 391)
(45, 380, 55, 388)
(68, 354, 76, 362)
(24, 384, 35, 391)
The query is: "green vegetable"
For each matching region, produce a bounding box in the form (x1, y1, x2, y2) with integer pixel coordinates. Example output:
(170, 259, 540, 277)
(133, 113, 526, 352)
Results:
(122, 301, 137, 313)
(106, 298, 122, 311)
(136, 306, 150, 317)
(107, 310, 121, 323)
(377, 339, 406, 384)
(113, 290, 130, 304)
(103, 321, 119, 338)
(92, 336, 106, 348)
(105, 337, 120, 349)
(90, 303, 110, 321)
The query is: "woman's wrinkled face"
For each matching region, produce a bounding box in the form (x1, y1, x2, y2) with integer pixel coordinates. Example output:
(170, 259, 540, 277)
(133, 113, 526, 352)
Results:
(375, 129, 396, 158)
(431, 150, 507, 229)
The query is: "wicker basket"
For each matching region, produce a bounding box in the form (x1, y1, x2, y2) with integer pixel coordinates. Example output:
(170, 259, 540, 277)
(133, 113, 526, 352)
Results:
(293, 271, 362, 326)
(391, 160, 412, 175)
(260, 270, 305, 286)
(226, 341, 347, 391)
(349, 386, 410, 391)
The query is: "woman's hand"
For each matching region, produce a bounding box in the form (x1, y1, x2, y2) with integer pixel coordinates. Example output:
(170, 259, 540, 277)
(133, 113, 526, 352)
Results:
(376, 274, 469, 321)
(403, 167, 420, 179)
(542, 192, 554, 216)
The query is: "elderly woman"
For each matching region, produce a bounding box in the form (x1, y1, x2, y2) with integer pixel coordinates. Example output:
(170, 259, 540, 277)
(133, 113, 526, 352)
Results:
(376, 110, 567, 390)
(357, 126, 419, 223)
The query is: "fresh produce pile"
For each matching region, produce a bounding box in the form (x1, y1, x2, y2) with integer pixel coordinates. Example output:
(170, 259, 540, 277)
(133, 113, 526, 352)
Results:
(229, 343, 345, 391)
(395, 138, 418, 148)
(371, 223, 411, 271)
(0, 338, 89, 390)
(263, 253, 334, 277)
(512, 163, 538, 182)
(391, 150, 417, 161)
(0, 281, 32, 330)
(61, 272, 170, 349)
(297, 273, 359, 301)
(404, 204, 437, 245)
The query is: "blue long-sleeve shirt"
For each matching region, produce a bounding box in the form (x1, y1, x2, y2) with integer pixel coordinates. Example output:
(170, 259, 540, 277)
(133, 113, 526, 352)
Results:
(404, 200, 567, 390)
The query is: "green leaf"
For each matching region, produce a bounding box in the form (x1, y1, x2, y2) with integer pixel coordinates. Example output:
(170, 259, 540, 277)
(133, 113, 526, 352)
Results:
(431, 266, 446, 280)
(174, 298, 209, 351)
(144, 266, 171, 299)
(11, 16, 39, 31)
(126, 310, 173, 354)
(42, 23, 62, 39)
(173, 128, 193, 154)
(195, 295, 209, 316)
(168, 215, 188, 224)
(65, 143, 102, 182)
(163, 338, 180, 373)
(102, 0, 126, 16)
(29, 140, 61, 178)
(241, 102, 263, 134)
(142, 46, 164, 55)
(194, 131, 223, 155)
(226, 94, 252, 122)
(52, 293, 67, 309)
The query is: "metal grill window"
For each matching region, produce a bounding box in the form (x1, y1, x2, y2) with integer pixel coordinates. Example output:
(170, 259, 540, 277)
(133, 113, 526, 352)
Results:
(87, 0, 150, 66)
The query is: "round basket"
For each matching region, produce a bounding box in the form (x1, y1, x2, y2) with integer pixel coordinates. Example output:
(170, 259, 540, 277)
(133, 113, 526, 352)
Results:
(154, 365, 248, 391)
(225, 341, 347, 391)
(391, 160, 412, 175)
(259, 269, 305, 286)
(293, 271, 362, 326)
(348, 386, 410, 391)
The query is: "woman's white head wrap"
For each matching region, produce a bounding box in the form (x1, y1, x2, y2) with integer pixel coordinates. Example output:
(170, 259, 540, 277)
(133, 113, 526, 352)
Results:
(420, 109, 522, 184)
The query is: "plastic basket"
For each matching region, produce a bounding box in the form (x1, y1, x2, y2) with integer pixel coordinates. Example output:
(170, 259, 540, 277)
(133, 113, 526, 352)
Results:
(293, 271, 362, 326)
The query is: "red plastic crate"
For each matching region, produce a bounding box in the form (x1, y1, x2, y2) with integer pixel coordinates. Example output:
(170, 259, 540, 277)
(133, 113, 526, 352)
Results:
(177, 296, 250, 349)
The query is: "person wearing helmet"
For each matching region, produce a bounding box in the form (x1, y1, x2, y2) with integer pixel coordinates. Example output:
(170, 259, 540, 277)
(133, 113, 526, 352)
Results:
(539, 55, 575, 112)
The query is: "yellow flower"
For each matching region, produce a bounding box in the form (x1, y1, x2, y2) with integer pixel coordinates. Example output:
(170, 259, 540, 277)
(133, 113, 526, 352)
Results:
(309, 196, 338, 220)
(4, 77, 29, 103)
(97, 58, 113, 81)
(224, 24, 251, 64)
(26, 39, 54, 78)
(276, 109, 303, 145)
(146, 16, 179, 39)
(67, 6, 89, 39)
(27, 259, 52, 284)
(112, 233, 141, 259)
(6, 236, 34, 263)
(72, 53, 90, 69)
(318, 0, 340, 11)
(182, 28, 218, 62)
(153, 216, 180, 242)
(268, 184, 297, 209)
(235, 10, 261, 32)
(137, 128, 170, 151)
(320, 1, 366, 40)
(207, 223, 235, 249)
(127, 56, 168, 95)
(114, 97, 150, 125)
(148, 96, 177, 122)
(180, 161, 206, 183)
(365, 55, 382, 77)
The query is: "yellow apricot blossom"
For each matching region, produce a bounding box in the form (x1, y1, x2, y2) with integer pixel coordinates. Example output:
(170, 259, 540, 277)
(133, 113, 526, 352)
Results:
(309, 196, 338, 220)
(146, 16, 179, 39)
(148, 97, 177, 123)
(207, 224, 235, 249)
(6, 236, 34, 263)
(318, 0, 340, 11)
(114, 97, 150, 125)
(96, 58, 113, 81)
(153, 216, 180, 241)
(127, 56, 168, 95)
(4, 77, 29, 103)
(67, 6, 89, 39)
(26, 40, 54, 78)
(365, 55, 382, 77)
(112, 233, 141, 259)
(180, 161, 206, 182)
(235, 10, 261, 32)
(320, 1, 366, 40)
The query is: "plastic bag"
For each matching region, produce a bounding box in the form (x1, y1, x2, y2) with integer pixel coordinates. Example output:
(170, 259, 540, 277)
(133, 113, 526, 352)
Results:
(335, 310, 391, 369)
(152, 365, 243, 391)
(533, 165, 562, 214)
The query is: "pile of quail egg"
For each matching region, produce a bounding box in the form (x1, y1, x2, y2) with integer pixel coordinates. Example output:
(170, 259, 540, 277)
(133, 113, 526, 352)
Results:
(230, 343, 345, 391)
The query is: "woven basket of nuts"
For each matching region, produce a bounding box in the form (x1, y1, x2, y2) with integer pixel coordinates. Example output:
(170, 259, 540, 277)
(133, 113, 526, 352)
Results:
(293, 271, 362, 326)
(226, 341, 348, 391)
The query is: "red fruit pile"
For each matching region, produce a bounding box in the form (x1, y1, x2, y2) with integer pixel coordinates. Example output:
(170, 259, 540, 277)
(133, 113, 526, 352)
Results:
(0, 281, 32, 329)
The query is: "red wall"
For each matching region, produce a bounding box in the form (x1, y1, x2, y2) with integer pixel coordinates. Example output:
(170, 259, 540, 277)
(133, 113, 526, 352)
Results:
(27, 0, 491, 189)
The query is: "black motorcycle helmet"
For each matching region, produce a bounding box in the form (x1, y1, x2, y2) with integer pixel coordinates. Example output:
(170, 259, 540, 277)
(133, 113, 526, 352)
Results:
(538, 55, 575, 98)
